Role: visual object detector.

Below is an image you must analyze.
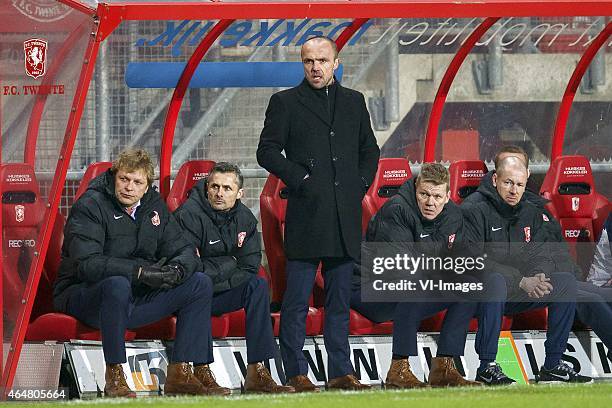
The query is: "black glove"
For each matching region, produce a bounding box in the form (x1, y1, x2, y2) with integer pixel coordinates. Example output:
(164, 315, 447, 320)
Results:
(134, 257, 183, 289)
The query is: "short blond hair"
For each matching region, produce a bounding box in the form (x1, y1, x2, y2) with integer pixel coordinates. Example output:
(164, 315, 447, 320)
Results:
(111, 149, 155, 186)
(416, 163, 450, 192)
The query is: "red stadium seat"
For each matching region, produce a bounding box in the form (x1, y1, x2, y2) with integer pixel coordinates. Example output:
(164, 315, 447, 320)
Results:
(260, 175, 289, 306)
(540, 155, 610, 273)
(448, 160, 488, 204)
(362, 158, 412, 232)
(259, 174, 323, 333)
(166, 160, 215, 212)
(2, 163, 46, 331)
(30, 209, 64, 321)
(74, 161, 112, 201)
(349, 310, 393, 335)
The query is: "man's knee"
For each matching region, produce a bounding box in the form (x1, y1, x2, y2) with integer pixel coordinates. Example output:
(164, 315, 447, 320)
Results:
(189, 272, 213, 298)
(100, 276, 131, 303)
(551, 272, 577, 295)
(248, 276, 269, 294)
(483, 272, 507, 300)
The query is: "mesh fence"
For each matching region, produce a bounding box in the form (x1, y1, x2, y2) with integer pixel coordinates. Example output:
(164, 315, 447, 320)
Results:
(16, 16, 609, 216)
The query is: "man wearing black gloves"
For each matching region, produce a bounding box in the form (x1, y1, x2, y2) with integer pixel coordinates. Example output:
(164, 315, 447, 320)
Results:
(174, 162, 294, 394)
(463, 156, 592, 384)
(54, 149, 228, 397)
(352, 163, 480, 388)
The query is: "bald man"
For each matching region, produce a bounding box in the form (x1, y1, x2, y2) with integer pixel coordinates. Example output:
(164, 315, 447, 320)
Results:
(463, 157, 592, 384)
(257, 36, 379, 391)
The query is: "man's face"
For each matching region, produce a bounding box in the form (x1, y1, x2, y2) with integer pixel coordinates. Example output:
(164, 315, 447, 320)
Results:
(301, 39, 339, 89)
(207, 171, 243, 212)
(415, 181, 450, 220)
(114, 168, 149, 208)
(492, 167, 528, 206)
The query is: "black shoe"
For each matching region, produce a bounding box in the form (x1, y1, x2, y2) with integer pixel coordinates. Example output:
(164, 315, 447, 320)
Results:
(536, 362, 593, 384)
(475, 362, 516, 386)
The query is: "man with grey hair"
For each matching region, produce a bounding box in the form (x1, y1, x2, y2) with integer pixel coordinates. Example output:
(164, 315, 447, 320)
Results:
(463, 156, 591, 384)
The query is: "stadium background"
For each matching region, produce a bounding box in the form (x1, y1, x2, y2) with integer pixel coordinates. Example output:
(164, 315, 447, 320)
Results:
(2, 1, 612, 399)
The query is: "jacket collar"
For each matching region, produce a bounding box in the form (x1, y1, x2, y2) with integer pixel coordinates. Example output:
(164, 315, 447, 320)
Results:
(397, 178, 452, 229)
(90, 169, 157, 212)
(191, 179, 240, 226)
(477, 170, 523, 219)
(296, 77, 342, 127)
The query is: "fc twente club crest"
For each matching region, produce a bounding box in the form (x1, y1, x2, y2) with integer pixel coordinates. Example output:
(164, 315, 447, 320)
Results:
(24, 38, 47, 79)
(151, 210, 160, 226)
(237, 231, 247, 248)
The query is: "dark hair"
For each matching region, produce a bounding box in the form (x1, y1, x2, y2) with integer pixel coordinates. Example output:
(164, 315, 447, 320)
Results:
(210, 162, 243, 189)
(302, 36, 338, 58)
(111, 148, 155, 186)
(494, 145, 529, 169)
(416, 163, 450, 192)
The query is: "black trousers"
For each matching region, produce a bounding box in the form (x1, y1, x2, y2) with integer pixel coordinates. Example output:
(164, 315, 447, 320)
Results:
(212, 275, 276, 364)
(67, 272, 213, 364)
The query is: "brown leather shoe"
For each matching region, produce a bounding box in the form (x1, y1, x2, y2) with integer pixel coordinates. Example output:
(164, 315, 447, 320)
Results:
(194, 364, 231, 395)
(385, 359, 427, 389)
(428, 357, 482, 387)
(327, 374, 371, 391)
(244, 362, 295, 394)
(104, 364, 136, 398)
(164, 362, 207, 395)
(286, 374, 319, 393)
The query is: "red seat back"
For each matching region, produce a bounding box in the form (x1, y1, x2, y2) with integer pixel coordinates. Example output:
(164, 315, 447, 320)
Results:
(31, 210, 65, 320)
(448, 160, 489, 204)
(362, 158, 412, 232)
(167, 160, 216, 211)
(540, 155, 610, 269)
(74, 162, 112, 201)
(260, 175, 288, 305)
(1, 163, 45, 324)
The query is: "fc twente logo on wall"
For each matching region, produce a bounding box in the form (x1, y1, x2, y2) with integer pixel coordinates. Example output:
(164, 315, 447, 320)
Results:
(24, 38, 47, 79)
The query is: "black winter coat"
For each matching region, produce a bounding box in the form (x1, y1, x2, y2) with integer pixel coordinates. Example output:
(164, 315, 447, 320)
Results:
(354, 178, 465, 285)
(463, 170, 582, 279)
(461, 173, 555, 296)
(257, 79, 380, 260)
(174, 179, 261, 294)
(53, 170, 200, 312)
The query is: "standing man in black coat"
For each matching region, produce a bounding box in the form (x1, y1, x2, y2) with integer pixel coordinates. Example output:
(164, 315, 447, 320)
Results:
(53, 149, 229, 397)
(174, 162, 294, 394)
(257, 36, 380, 391)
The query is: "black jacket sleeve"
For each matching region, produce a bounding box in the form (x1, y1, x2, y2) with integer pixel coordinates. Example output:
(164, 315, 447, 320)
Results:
(522, 212, 555, 278)
(461, 205, 525, 291)
(370, 203, 416, 244)
(157, 212, 200, 279)
(65, 199, 139, 283)
(357, 93, 380, 191)
(257, 93, 310, 190)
